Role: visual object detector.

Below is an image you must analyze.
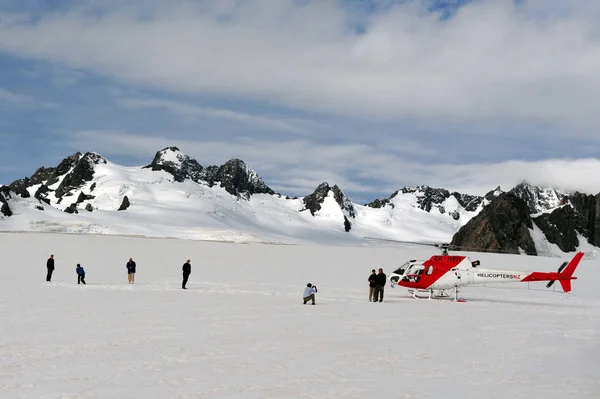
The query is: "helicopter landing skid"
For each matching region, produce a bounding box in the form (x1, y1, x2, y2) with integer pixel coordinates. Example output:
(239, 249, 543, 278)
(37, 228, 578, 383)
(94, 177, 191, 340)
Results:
(407, 288, 466, 302)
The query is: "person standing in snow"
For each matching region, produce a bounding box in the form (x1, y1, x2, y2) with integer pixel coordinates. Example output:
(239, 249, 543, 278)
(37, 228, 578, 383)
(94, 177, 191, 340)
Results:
(303, 283, 318, 305)
(76, 264, 86, 285)
(368, 269, 377, 301)
(373, 268, 387, 303)
(126, 257, 136, 284)
(182, 259, 191, 289)
(46, 254, 55, 282)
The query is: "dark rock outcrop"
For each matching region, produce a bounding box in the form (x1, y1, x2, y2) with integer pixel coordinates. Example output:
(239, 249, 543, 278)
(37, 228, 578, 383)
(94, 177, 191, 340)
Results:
(145, 147, 204, 183)
(0, 186, 13, 217)
(303, 182, 355, 231)
(85, 203, 94, 212)
(8, 178, 31, 198)
(509, 182, 566, 214)
(532, 206, 579, 252)
(118, 196, 130, 211)
(90, 183, 97, 192)
(34, 185, 51, 205)
(366, 186, 484, 220)
(64, 203, 78, 214)
(145, 147, 274, 199)
(54, 152, 105, 198)
(77, 192, 95, 204)
(451, 193, 537, 255)
(204, 158, 275, 199)
(562, 192, 600, 246)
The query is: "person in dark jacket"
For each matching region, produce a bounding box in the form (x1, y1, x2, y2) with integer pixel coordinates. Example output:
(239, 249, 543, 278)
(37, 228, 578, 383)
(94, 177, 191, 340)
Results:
(126, 258, 136, 284)
(46, 254, 55, 282)
(182, 259, 191, 289)
(373, 268, 387, 303)
(368, 269, 377, 301)
(76, 264, 86, 285)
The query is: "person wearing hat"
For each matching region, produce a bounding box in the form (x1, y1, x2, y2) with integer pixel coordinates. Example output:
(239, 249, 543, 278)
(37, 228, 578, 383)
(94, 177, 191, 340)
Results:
(368, 269, 377, 301)
(76, 264, 86, 285)
(303, 283, 318, 305)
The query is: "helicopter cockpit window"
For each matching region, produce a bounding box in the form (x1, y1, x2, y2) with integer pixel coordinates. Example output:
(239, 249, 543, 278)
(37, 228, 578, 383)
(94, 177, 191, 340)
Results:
(402, 264, 425, 282)
(426, 265, 434, 275)
(393, 261, 411, 276)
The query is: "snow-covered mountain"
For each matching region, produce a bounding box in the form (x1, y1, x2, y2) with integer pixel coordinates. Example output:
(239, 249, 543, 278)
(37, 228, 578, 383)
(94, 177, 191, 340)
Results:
(0, 147, 597, 253)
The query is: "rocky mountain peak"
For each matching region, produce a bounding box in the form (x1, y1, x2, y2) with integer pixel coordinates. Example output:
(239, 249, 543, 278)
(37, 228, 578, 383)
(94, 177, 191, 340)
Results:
(303, 182, 356, 218)
(367, 185, 483, 221)
(145, 147, 204, 183)
(198, 158, 274, 198)
(451, 192, 537, 255)
(508, 182, 566, 214)
(0, 186, 13, 217)
(54, 152, 106, 198)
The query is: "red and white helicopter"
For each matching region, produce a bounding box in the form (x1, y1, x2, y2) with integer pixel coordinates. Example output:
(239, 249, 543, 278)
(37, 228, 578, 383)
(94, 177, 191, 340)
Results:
(366, 238, 585, 302)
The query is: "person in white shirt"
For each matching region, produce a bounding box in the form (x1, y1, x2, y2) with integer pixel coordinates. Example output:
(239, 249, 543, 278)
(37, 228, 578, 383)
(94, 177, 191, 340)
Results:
(303, 283, 318, 305)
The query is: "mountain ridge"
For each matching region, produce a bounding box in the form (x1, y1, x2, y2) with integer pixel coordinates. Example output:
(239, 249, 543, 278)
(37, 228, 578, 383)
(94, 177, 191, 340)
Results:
(1, 147, 597, 253)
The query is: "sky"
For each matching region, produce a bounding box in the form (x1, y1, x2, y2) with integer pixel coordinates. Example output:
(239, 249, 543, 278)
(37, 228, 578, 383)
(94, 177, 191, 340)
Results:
(1, 0, 600, 204)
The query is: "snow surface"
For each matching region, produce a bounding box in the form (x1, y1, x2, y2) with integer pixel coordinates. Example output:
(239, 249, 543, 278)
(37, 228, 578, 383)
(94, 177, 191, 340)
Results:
(0, 160, 476, 246)
(0, 232, 598, 398)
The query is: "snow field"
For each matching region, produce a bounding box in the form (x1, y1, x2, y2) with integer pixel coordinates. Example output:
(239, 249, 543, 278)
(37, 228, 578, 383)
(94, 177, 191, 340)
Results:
(0, 232, 598, 398)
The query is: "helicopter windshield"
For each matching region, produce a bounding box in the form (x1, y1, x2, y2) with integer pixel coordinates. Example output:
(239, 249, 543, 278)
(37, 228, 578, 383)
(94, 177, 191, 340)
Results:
(392, 261, 412, 276)
(402, 263, 426, 282)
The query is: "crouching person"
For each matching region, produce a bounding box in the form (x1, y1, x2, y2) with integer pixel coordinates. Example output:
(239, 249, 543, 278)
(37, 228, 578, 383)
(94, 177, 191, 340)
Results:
(76, 264, 86, 285)
(303, 283, 318, 305)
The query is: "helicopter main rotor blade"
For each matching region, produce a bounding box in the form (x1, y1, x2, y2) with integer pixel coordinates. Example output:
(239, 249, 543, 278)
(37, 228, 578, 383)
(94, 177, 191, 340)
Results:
(363, 237, 441, 247)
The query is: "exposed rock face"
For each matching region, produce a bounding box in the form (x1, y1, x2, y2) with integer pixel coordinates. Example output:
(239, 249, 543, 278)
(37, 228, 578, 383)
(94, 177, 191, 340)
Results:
(303, 182, 332, 216)
(303, 182, 356, 231)
(85, 203, 94, 212)
(55, 152, 106, 198)
(34, 185, 51, 205)
(145, 147, 204, 183)
(0, 186, 13, 217)
(8, 178, 31, 198)
(564, 192, 600, 246)
(201, 159, 275, 198)
(145, 147, 274, 199)
(77, 192, 95, 204)
(303, 182, 355, 217)
(118, 196, 130, 211)
(509, 182, 566, 214)
(532, 206, 579, 252)
(64, 203, 78, 214)
(451, 193, 537, 255)
(366, 186, 484, 220)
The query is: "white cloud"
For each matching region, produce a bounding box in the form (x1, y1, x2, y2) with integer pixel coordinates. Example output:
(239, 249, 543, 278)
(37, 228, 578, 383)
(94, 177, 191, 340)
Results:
(69, 130, 600, 201)
(0, 87, 57, 108)
(0, 87, 36, 106)
(1, 0, 600, 132)
(116, 98, 316, 134)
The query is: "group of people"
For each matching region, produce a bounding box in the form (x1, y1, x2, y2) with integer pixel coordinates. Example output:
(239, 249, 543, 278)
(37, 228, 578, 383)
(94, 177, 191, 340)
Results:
(45, 255, 193, 289)
(301, 267, 387, 305)
(368, 268, 387, 302)
(47, 254, 387, 302)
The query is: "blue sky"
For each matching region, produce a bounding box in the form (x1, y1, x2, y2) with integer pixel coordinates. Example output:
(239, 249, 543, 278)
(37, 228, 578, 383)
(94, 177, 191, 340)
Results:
(1, 0, 600, 203)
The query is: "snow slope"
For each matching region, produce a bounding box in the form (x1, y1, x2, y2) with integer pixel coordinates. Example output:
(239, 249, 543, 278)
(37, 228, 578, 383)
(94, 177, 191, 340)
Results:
(0, 156, 479, 246)
(0, 232, 598, 398)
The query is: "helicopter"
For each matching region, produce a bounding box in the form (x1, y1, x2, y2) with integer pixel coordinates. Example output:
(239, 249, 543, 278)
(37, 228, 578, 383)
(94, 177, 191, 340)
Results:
(364, 238, 585, 302)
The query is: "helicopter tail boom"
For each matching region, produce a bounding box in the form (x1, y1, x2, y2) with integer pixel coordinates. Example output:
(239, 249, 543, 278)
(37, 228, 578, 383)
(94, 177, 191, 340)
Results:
(522, 252, 584, 292)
